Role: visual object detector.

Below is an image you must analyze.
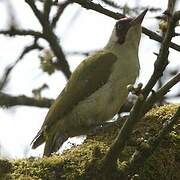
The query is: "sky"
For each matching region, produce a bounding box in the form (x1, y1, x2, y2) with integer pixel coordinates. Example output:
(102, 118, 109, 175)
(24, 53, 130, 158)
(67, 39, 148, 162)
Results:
(0, 0, 179, 158)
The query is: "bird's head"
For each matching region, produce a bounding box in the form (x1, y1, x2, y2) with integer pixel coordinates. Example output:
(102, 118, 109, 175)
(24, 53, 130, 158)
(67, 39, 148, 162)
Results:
(107, 9, 148, 48)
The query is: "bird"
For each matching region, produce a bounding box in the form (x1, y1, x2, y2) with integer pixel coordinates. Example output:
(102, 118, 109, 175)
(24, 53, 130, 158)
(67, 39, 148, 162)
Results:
(31, 9, 148, 156)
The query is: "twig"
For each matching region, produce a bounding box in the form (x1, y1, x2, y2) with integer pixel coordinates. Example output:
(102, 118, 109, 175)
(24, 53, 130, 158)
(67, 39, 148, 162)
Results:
(155, 0, 177, 104)
(25, 0, 44, 25)
(142, 73, 180, 114)
(142, 27, 180, 52)
(52, 0, 73, 28)
(25, 0, 71, 79)
(0, 29, 44, 38)
(143, 11, 180, 97)
(0, 40, 43, 91)
(0, 92, 53, 108)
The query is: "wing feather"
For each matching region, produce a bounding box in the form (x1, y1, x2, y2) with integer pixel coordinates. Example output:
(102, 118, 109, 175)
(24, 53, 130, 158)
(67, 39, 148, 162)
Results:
(32, 51, 117, 147)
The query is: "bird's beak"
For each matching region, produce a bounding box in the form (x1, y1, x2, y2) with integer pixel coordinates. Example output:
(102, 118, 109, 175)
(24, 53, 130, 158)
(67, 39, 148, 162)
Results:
(130, 9, 148, 26)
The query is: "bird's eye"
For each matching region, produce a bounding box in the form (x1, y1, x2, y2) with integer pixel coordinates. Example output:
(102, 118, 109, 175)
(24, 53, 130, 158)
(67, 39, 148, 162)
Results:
(116, 24, 122, 30)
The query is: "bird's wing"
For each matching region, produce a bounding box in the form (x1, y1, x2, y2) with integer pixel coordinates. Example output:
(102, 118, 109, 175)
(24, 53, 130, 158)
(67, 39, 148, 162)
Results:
(43, 51, 117, 130)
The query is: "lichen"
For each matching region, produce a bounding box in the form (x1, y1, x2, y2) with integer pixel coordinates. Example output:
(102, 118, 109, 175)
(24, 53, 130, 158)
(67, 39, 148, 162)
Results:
(0, 104, 179, 180)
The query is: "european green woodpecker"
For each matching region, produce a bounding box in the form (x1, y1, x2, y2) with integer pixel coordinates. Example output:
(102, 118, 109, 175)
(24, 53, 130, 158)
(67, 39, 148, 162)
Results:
(32, 9, 148, 156)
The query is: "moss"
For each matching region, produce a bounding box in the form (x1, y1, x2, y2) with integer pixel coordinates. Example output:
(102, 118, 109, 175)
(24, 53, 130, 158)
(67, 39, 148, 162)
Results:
(129, 104, 180, 180)
(0, 159, 12, 179)
(0, 104, 179, 180)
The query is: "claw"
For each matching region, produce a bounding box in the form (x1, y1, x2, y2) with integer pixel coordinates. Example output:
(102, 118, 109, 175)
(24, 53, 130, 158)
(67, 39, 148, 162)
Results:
(127, 83, 143, 96)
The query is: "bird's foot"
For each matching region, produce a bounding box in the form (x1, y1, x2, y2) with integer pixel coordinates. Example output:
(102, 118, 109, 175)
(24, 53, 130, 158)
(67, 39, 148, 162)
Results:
(127, 83, 144, 101)
(127, 83, 143, 96)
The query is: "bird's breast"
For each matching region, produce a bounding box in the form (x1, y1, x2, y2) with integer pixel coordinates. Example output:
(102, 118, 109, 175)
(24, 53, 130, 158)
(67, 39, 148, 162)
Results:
(62, 51, 140, 136)
(105, 51, 140, 115)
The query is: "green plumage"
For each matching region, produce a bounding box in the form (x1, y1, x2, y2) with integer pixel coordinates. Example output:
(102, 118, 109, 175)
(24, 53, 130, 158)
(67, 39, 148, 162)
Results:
(32, 51, 117, 155)
(32, 9, 147, 156)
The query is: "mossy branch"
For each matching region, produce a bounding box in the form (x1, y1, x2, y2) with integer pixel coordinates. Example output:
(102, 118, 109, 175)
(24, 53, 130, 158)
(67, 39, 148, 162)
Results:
(0, 105, 178, 179)
(125, 106, 180, 175)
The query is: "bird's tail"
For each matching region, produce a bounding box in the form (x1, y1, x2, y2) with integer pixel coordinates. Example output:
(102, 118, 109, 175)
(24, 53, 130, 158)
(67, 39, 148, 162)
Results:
(31, 130, 45, 149)
(43, 132, 68, 156)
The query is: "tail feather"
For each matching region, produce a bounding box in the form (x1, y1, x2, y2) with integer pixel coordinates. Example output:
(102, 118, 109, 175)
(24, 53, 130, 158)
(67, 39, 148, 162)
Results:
(43, 132, 68, 157)
(31, 133, 45, 149)
(31, 128, 45, 149)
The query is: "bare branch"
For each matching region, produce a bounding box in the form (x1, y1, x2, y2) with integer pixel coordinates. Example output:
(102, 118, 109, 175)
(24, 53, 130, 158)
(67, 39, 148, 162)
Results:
(0, 40, 43, 91)
(142, 73, 180, 114)
(25, 0, 44, 25)
(44, 0, 52, 22)
(142, 27, 180, 52)
(25, 0, 71, 79)
(0, 29, 44, 38)
(73, 0, 125, 19)
(52, 0, 73, 28)
(43, 30, 71, 79)
(0, 92, 53, 108)
(143, 11, 180, 97)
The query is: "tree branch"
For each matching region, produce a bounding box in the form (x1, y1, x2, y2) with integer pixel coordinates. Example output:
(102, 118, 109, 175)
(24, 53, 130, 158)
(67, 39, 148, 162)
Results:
(73, 0, 180, 52)
(143, 13, 179, 98)
(0, 29, 44, 38)
(52, 0, 73, 28)
(25, 0, 71, 79)
(73, 0, 125, 19)
(43, 0, 52, 22)
(0, 39, 43, 91)
(125, 106, 180, 176)
(142, 27, 180, 52)
(0, 92, 53, 108)
(25, 0, 44, 25)
(101, 9, 180, 170)
(142, 73, 180, 114)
